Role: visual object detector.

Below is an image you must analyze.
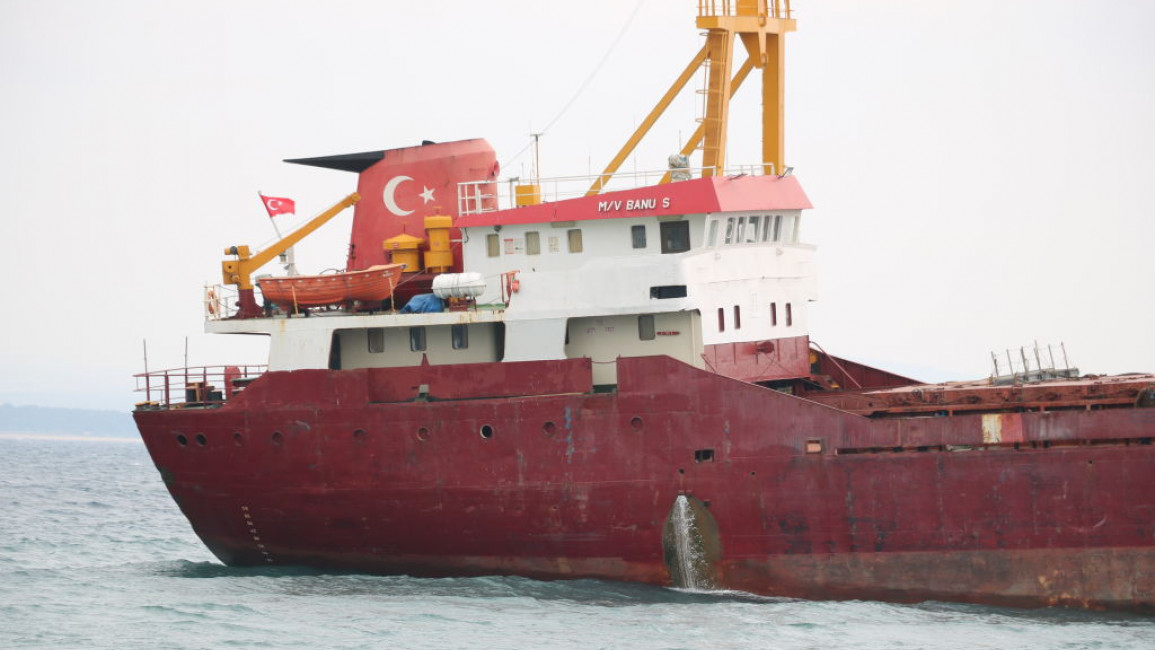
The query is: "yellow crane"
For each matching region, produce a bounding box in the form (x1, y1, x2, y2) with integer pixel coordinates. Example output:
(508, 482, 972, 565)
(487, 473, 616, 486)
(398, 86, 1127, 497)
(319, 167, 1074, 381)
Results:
(587, 0, 796, 195)
(221, 192, 360, 317)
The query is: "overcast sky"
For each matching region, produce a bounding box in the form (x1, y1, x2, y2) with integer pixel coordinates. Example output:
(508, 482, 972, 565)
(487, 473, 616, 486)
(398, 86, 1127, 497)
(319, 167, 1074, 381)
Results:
(2, 0, 1153, 410)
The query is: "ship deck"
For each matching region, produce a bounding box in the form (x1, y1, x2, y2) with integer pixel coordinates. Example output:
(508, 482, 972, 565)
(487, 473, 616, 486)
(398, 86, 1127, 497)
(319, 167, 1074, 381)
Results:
(804, 372, 1155, 417)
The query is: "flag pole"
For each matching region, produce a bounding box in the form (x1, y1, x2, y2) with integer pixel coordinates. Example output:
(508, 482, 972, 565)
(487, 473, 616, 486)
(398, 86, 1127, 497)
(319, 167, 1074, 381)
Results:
(259, 191, 299, 277)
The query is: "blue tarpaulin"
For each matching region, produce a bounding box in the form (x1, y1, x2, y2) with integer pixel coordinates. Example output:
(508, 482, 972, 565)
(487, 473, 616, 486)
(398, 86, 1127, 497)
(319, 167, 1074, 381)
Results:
(400, 293, 444, 314)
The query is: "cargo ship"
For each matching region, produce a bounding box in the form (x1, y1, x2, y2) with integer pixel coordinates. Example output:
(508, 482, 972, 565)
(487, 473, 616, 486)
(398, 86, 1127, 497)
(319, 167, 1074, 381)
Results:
(133, 2, 1155, 612)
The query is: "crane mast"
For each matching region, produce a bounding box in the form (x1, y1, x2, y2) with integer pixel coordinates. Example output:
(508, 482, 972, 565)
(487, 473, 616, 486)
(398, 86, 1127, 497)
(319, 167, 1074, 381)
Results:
(588, 0, 796, 195)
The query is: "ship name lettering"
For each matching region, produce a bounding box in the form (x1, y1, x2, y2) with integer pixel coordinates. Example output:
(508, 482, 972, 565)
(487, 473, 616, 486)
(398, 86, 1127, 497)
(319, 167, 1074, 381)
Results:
(596, 197, 669, 212)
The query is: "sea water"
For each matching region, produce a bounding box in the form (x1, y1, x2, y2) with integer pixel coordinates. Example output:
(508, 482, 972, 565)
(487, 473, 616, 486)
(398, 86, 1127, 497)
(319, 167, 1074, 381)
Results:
(1, 437, 1152, 650)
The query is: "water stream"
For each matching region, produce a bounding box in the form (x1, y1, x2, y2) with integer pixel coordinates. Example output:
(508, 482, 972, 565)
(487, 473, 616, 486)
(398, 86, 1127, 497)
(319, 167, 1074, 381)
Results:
(671, 494, 706, 590)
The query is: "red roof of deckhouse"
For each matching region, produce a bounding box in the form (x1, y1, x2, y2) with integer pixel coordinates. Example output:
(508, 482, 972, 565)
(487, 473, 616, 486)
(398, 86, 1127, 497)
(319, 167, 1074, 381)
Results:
(455, 174, 813, 228)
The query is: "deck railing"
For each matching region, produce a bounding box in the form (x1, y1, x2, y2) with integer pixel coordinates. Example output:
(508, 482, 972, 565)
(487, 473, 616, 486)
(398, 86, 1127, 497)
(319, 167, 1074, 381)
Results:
(204, 284, 241, 321)
(699, 0, 793, 19)
(458, 163, 778, 216)
(134, 364, 267, 409)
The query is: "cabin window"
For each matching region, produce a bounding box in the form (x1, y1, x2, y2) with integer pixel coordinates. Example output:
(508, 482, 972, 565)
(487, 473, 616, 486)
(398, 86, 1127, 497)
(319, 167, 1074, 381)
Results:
(733, 305, 741, 329)
(409, 326, 427, 351)
(567, 229, 583, 253)
(451, 324, 469, 350)
(786, 303, 793, 327)
(631, 225, 647, 249)
(707, 220, 719, 246)
(660, 221, 690, 254)
(717, 307, 725, 332)
(486, 233, 500, 257)
(724, 217, 736, 244)
(367, 328, 385, 353)
(638, 315, 655, 341)
(770, 302, 778, 326)
(526, 231, 541, 255)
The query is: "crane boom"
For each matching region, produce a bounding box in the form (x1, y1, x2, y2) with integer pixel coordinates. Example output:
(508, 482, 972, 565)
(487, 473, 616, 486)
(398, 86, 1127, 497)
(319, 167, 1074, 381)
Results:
(220, 192, 361, 318)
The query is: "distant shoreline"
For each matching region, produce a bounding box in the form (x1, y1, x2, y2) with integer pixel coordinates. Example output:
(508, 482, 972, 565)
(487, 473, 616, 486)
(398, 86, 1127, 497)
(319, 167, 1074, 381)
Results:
(0, 433, 141, 443)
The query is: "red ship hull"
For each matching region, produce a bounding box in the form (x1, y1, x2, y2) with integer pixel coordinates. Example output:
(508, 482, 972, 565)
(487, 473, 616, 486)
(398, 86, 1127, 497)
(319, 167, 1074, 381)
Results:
(134, 356, 1155, 612)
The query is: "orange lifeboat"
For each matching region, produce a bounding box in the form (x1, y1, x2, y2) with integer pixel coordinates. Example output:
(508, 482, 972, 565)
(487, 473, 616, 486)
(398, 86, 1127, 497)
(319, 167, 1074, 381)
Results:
(257, 264, 404, 311)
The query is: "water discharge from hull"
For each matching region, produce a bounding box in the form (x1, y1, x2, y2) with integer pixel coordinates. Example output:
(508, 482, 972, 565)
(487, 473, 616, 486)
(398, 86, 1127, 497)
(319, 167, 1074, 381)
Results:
(663, 494, 720, 590)
(673, 495, 705, 589)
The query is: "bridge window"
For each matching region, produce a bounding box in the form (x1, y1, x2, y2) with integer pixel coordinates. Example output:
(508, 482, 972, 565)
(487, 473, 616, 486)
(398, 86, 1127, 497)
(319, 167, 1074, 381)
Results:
(724, 218, 736, 244)
(526, 231, 541, 255)
(631, 225, 647, 249)
(367, 328, 385, 353)
(780, 215, 797, 243)
(660, 221, 690, 253)
(745, 216, 761, 243)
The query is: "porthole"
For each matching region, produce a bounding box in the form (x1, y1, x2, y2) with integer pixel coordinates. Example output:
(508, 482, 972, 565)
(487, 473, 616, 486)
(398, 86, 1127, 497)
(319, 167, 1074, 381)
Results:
(353, 429, 367, 442)
(176, 434, 188, 447)
(630, 416, 644, 431)
(195, 433, 207, 447)
(271, 431, 284, 445)
(479, 424, 494, 439)
(542, 421, 557, 436)
(233, 432, 244, 447)
(416, 427, 430, 442)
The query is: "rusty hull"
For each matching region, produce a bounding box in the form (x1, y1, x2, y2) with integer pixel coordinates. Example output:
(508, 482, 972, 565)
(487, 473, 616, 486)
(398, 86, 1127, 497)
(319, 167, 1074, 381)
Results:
(134, 356, 1155, 612)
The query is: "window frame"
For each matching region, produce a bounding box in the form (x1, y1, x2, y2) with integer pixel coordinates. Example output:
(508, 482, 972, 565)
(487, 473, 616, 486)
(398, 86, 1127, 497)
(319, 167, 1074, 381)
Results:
(567, 229, 583, 253)
(367, 327, 385, 353)
(631, 224, 647, 249)
(638, 314, 655, 341)
(409, 326, 427, 352)
(451, 324, 469, 350)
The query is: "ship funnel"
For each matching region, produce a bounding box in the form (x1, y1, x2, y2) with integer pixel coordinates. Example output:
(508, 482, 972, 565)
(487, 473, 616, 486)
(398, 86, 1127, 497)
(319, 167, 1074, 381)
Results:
(286, 139, 499, 273)
(662, 494, 721, 590)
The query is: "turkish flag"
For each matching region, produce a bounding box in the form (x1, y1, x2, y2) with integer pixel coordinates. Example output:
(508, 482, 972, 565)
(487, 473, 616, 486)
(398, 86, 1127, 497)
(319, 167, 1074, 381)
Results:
(261, 195, 296, 217)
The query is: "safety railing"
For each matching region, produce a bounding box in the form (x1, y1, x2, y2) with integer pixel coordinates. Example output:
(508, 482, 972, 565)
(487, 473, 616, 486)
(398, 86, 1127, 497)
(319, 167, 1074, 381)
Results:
(458, 163, 781, 216)
(204, 284, 242, 321)
(699, 0, 793, 19)
(134, 364, 267, 409)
